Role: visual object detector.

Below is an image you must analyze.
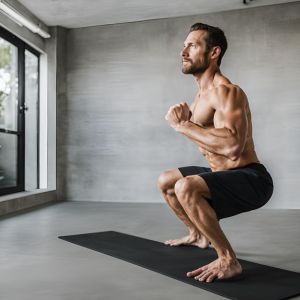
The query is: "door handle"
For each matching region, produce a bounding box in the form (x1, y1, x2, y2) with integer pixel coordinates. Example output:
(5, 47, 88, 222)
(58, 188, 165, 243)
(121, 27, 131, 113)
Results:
(19, 104, 29, 113)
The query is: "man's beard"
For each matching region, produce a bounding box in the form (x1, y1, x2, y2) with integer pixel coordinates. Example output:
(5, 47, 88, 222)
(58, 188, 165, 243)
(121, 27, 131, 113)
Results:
(181, 52, 210, 75)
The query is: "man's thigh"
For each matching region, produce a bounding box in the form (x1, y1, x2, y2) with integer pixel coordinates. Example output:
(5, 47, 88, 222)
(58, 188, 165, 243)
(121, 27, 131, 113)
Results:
(158, 168, 184, 192)
(181, 175, 212, 200)
(177, 165, 213, 200)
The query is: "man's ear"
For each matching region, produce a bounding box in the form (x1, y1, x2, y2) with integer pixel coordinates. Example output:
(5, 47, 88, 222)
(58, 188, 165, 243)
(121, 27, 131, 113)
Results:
(210, 46, 221, 61)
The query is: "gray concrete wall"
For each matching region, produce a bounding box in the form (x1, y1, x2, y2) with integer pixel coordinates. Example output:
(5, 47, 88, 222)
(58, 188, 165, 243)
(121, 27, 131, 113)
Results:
(64, 2, 300, 208)
(56, 26, 68, 201)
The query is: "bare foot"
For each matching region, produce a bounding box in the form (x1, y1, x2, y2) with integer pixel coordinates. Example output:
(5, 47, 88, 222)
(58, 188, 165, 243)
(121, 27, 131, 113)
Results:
(186, 257, 243, 282)
(164, 233, 210, 249)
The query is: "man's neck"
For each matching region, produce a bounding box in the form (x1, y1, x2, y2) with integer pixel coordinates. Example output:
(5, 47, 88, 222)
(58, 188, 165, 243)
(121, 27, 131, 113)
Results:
(194, 65, 221, 94)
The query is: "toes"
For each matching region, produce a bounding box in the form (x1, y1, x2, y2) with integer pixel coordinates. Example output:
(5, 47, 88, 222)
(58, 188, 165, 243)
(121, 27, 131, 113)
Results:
(165, 240, 174, 245)
(170, 241, 179, 246)
(165, 240, 182, 246)
(171, 241, 180, 246)
(206, 272, 217, 283)
(196, 270, 210, 281)
(194, 269, 219, 283)
(187, 266, 207, 277)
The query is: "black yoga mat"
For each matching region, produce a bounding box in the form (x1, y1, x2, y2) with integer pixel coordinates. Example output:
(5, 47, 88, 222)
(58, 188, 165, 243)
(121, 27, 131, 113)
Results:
(58, 231, 300, 300)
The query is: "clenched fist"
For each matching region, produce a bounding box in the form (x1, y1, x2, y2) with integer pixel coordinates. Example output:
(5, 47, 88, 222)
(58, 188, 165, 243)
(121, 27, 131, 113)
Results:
(165, 102, 192, 129)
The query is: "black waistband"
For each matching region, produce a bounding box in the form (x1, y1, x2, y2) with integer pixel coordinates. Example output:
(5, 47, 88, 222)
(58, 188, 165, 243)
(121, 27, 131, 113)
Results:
(229, 162, 265, 170)
(232, 162, 273, 184)
(244, 162, 266, 169)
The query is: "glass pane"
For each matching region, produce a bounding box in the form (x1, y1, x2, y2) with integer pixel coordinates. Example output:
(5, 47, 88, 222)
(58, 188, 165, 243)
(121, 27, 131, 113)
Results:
(0, 132, 17, 188)
(25, 49, 38, 190)
(0, 37, 18, 131)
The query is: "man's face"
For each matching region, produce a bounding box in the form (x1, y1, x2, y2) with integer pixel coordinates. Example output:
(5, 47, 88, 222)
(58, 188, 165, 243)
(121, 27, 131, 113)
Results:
(181, 30, 211, 75)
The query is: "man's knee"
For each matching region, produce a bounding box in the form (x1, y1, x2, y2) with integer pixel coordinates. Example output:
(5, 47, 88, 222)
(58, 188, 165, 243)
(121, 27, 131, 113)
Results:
(174, 177, 193, 197)
(157, 171, 168, 191)
(174, 176, 218, 220)
(157, 169, 182, 193)
(174, 176, 209, 202)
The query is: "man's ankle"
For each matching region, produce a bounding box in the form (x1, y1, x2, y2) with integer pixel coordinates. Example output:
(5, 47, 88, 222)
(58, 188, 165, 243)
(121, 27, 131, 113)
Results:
(188, 228, 200, 237)
(217, 248, 237, 261)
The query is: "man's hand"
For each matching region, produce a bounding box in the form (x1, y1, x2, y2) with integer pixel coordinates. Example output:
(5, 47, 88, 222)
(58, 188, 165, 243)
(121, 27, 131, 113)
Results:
(165, 102, 192, 129)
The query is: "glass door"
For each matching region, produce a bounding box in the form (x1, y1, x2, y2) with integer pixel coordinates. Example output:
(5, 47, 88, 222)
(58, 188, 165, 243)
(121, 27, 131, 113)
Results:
(0, 27, 25, 195)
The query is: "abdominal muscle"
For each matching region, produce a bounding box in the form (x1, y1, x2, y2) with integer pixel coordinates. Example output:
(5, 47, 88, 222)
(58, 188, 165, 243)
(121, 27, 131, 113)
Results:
(199, 141, 260, 172)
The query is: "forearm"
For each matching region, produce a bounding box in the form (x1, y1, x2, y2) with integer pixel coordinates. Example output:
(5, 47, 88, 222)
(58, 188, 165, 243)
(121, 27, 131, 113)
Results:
(175, 121, 238, 159)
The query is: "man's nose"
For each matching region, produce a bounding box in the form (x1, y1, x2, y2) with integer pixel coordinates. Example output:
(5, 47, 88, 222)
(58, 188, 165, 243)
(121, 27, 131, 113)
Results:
(180, 47, 189, 58)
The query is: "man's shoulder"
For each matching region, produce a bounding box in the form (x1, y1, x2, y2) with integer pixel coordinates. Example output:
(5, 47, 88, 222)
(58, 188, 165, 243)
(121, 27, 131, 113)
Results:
(214, 83, 244, 96)
(212, 84, 247, 108)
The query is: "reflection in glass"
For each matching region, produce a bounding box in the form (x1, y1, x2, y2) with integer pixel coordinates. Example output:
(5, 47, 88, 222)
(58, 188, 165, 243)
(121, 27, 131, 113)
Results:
(0, 37, 18, 131)
(0, 37, 19, 189)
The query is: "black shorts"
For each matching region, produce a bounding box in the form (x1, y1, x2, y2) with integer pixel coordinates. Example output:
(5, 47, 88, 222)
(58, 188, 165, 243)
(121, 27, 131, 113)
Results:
(178, 162, 274, 220)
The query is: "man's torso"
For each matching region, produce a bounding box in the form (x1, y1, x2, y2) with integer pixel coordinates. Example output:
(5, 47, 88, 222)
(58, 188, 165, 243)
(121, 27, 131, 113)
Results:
(190, 80, 260, 171)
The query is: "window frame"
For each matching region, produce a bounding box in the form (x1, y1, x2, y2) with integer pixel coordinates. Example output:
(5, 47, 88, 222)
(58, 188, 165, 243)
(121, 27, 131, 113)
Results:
(0, 25, 40, 196)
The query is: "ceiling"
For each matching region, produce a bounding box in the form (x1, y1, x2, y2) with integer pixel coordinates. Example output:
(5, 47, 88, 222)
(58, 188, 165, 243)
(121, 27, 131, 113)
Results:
(17, 0, 296, 28)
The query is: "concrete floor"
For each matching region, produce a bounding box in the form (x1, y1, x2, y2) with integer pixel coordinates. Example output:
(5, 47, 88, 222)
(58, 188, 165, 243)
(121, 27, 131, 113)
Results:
(0, 201, 299, 300)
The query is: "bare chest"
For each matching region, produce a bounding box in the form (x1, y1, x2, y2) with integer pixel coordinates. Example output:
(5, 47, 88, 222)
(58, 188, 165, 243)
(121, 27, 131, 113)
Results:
(190, 96, 223, 128)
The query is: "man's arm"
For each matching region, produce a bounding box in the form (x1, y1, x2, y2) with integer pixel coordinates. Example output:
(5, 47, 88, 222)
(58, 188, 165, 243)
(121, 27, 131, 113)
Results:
(175, 86, 248, 161)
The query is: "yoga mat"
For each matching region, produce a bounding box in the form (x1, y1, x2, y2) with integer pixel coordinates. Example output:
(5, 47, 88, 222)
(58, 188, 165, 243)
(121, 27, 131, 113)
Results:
(58, 231, 300, 300)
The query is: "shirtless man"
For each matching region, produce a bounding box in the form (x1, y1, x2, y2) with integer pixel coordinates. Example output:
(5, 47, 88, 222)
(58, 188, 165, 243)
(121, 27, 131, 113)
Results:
(157, 23, 273, 282)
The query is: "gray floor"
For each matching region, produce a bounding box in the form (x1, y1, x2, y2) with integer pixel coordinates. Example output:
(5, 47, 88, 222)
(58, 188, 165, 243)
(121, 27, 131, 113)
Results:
(0, 201, 299, 300)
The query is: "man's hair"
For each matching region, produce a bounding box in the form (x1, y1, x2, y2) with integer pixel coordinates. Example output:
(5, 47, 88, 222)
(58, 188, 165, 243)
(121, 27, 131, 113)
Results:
(189, 23, 227, 66)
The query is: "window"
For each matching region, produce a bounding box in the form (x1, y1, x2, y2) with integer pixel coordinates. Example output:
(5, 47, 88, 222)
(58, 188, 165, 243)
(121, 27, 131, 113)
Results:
(0, 26, 40, 196)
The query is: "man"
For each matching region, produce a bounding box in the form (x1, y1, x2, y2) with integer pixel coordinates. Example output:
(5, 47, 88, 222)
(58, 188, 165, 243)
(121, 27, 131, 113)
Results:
(157, 23, 274, 282)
